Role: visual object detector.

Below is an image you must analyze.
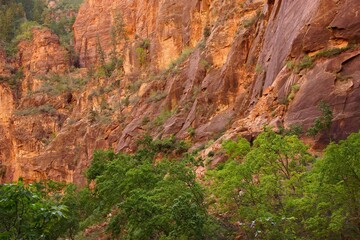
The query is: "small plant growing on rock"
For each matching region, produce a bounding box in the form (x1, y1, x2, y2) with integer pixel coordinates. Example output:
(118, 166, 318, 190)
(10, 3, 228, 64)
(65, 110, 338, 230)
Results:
(136, 39, 150, 67)
(242, 10, 262, 28)
(142, 116, 150, 125)
(153, 109, 172, 127)
(187, 127, 196, 138)
(203, 26, 211, 39)
(286, 56, 314, 73)
(126, 80, 142, 93)
(121, 96, 130, 107)
(287, 84, 300, 102)
(0, 162, 6, 178)
(15, 104, 56, 116)
(147, 90, 167, 102)
(307, 101, 333, 138)
(297, 55, 314, 72)
(314, 46, 352, 58)
(15, 21, 41, 42)
(136, 47, 147, 66)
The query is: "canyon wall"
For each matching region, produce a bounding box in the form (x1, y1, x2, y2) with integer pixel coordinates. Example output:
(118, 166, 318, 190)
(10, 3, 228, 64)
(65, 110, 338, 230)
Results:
(0, 0, 359, 185)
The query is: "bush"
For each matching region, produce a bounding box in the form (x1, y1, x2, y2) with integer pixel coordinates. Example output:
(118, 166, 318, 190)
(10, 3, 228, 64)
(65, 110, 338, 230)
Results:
(14, 104, 56, 116)
(188, 127, 196, 138)
(153, 109, 172, 126)
(314, 46, 351, 58)
(0, 180, 67, 240)
(81, 137, 213, 239)
(136, 47, 147, 66)
(306, 101, 333, 137)
(37, 73, 88, 96)
(298, 55, 314, 71)
(147, 90, 167, 102)
(286, 56, 314, 73)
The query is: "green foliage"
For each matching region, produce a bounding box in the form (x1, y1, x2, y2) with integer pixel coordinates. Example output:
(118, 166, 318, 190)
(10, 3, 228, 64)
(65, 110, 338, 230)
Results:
(136, 47, 147, 66)
(95, 35, 105, 66)
(136, 39, 150, 66)
(209, 129, 360, 239)
(166, 47, 194, 72)
(53, 0, 84, 10)
(307, 101, 333, 137)
(153, 109, 172, 126)
(279, 124, 303, 137)
(0, 179, 67, 240)
(47, 15, 76, 49)
(36, 73, 89, 96)
(0, 68, 24, 90)
(14, 104, 56, 116)
(81, 137, 213, 239)
(111, 12, 126, 45)
(94, 31, 123, 77)
(208, 129, 312, 239)
(147, 89, 167, 102)
(222, 137, 251, 161)
(0, 2, 25, 44)
(16, 0, 46, 23)
(15, 21, 41, 42)
(2, 129, 360, 239)
(287, 83, 300, 102)
(188, 127, 196, 138)
(139, 38, 150, 49)
(0, 0, 82, 60)
(242, 10, 262, 28)
(298, 55, 314, 71)
(0, 0, 46, 56)
(95, 57, 123, 78)
(203, 26, 211, 39)
(314, 46, 351, 58)
(126, 79, 142, 93)
(311, 131, 360, 238)
(286, 56, 314, 73)
(86, 150, 117, 181)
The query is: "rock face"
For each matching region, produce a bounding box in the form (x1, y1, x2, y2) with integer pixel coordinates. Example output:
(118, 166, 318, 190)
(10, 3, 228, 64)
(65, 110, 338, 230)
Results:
(17, 27, 69, 75)
(0, 48, 10, 78)
(1, 0, 360, 184)
(73, 0, 210, 69)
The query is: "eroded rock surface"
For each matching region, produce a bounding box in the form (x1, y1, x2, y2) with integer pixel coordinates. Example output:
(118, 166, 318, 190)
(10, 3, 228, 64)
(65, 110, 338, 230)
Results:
(17, 28, 69, 75)
(1, 0, 359, 184)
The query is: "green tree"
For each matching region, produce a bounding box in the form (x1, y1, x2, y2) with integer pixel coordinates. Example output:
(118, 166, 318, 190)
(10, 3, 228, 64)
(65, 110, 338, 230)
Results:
(208, 129, 313, 239)
(307, 101, 333, 138)
(82, 137, 215, 239)
(299, 131, 360, 239)
(0, 179, 67, 240)
(0, 3, 25, 44)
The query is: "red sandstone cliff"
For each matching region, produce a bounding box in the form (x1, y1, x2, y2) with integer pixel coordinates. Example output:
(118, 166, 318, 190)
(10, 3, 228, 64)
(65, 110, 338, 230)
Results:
(0, 0, 359, 185)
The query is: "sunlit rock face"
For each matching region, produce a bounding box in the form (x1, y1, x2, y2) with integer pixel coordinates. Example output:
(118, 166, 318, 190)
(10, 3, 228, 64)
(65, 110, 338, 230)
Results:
(1, 0, 359, 185)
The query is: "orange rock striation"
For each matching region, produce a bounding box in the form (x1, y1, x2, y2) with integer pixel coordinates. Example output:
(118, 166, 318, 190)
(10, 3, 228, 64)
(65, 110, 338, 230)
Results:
(0, 0, 359, 185)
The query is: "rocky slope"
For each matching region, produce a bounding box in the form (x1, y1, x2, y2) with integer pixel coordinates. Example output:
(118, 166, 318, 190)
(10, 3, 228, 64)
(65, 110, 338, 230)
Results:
(0, 0, 359, 185)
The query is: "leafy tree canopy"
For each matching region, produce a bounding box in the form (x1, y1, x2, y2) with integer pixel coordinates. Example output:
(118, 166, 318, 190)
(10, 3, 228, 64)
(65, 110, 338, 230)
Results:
(0, 179, 67, 240)
(208, 129, 360, 239)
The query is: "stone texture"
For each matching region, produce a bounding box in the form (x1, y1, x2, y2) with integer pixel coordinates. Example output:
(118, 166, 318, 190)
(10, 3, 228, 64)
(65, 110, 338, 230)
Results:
(73, 0, 210, 69)
(1, 0, 360, 184)
(17, 27, 69, 75)
(0, 48, 11, 78)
